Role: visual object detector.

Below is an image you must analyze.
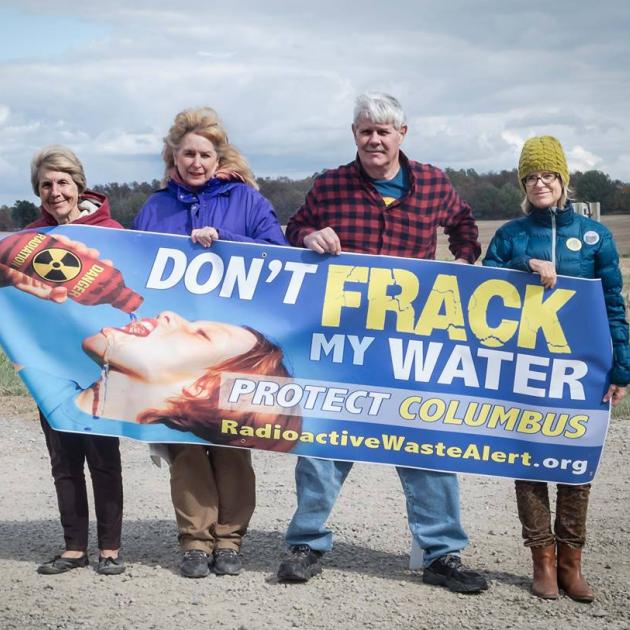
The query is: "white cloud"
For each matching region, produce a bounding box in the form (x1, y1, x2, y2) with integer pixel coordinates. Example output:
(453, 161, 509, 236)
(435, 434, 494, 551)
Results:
(91, 132, 162, 156)
(0, 0, 628, 204)
(567, 145, 603, 173)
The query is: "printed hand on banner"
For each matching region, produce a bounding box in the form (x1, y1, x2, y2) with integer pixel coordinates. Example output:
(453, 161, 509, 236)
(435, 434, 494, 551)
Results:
(54, 233, 110, 264)
(0, 261, 68, 302)
(603, 384, 627, 407)
(303, 227, 342, 255)
(191, 226, 219, 248)
(0, 234, 112, 303)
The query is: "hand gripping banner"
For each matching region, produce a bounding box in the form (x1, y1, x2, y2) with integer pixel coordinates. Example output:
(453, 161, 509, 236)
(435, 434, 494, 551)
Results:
(0, 226, 613, 484)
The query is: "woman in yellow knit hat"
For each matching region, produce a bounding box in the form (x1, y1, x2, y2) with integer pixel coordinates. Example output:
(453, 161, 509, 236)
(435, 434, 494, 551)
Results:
(483, 135, 630, 602)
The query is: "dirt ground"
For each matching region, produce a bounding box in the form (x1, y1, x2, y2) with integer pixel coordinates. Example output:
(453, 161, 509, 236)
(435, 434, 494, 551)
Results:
(0, 400, 629, 630)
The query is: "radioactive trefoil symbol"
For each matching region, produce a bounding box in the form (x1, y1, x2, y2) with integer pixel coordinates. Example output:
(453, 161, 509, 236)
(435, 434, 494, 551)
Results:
(32, 248, 82, 282)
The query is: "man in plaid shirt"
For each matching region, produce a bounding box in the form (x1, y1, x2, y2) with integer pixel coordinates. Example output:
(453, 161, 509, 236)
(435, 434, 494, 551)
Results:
(277, 93, 487, 593)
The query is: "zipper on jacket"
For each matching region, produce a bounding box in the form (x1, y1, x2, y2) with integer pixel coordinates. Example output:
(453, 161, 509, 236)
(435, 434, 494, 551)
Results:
(550, 208, 557, 267)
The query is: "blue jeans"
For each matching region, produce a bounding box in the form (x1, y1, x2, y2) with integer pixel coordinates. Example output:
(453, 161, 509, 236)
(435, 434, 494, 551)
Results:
(285, 457, 468, 567)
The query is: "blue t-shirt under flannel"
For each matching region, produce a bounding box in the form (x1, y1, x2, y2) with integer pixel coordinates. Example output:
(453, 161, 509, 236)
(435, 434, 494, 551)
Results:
(370, 167, 409, 206)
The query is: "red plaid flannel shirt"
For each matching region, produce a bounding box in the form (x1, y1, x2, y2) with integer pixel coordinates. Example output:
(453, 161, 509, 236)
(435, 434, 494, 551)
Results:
(286, 152, 481, 263)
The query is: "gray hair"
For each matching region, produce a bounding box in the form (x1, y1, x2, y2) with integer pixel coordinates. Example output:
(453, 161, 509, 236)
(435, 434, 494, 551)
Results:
(31, 145, 87, 196)
(353, 92, 406, 129)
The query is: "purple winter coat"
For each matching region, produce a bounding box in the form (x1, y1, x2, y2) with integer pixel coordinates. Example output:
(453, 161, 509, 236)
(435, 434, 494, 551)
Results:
(132, 178, 286, 245)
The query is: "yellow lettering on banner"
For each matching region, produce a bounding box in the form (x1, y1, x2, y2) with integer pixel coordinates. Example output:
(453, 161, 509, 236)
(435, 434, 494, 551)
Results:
(463, 402, 492, 427)
(321, 265, 368, 327)
(462, 444, 481, 459)
(566, 415, 588, 439)
(11, 233, 47, 267)
(443, 400, 464, 425)
(419, 398, 446, 422)
(541, 413, 569, 437)
(366, 268, 418, 332)
(414, 274, 467, 341)
(469, 279, 520, 347)
(382, 434, 405, 450)
(518, 285, 575, 353)
(517, 410, 543, 434)
(221, 419, 238, 434)
(399, 395, 422, 420)
(487, 405, 520, 431)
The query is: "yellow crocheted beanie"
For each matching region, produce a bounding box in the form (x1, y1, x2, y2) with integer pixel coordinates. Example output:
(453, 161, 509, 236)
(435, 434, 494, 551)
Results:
(518, 135, 569, 191)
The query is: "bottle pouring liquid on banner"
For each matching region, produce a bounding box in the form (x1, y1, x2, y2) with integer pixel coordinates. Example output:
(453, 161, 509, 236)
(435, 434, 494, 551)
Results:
(0, 230, 143, 313)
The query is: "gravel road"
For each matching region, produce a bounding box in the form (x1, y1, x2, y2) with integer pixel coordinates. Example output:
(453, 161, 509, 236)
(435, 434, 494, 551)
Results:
(1, 400, 629, 630)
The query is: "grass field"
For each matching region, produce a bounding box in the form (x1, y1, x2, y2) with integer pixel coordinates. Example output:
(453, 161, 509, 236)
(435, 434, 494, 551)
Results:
(1, 217, 629, 416)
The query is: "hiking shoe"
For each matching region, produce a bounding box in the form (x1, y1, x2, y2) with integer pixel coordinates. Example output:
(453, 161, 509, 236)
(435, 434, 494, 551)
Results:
(213, 549, 242, 576)
(180, 550, 211, 578)
(37, 554, 89, 575)
(422, 555, 488, 593)
(96, 555, 126, 576)
(277, 545, 323, 582)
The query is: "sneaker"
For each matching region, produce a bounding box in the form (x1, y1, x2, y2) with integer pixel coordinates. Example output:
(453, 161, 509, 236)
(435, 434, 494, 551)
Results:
(96, 555, 126, 576)
(37, 554, 89, 575)
(180, 549, 211, 578)
(277, 545, 323, 583)
(213, 548, 242, 576)
(422, 555, 488, 593)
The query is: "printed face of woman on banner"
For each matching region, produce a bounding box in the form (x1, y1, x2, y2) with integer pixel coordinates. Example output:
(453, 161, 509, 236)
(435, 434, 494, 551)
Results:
(82, 311, 257, 385)
(77, 311, 301, 452)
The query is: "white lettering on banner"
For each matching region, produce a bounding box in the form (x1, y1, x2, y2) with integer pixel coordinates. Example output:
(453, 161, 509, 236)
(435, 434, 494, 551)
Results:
(388, 338, 587, 400)
(226, 377, 391, 415)
(145, 247, 317, 302)
(310, 333, 375, 365)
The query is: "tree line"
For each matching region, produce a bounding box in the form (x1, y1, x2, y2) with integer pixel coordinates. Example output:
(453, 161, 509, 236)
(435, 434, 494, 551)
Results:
(2, 168, 628, 231)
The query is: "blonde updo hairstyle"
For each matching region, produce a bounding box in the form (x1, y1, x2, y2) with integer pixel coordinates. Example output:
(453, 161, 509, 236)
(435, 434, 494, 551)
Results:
(162, 107, 258, 189)
(31, 145, 87, 196)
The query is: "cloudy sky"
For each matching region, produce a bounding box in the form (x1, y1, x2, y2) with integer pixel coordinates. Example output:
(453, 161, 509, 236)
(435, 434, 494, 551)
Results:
(0, 0, 628, 205)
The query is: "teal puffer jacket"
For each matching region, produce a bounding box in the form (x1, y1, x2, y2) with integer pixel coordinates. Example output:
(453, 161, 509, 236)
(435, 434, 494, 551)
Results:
(483, 202, 630, 386)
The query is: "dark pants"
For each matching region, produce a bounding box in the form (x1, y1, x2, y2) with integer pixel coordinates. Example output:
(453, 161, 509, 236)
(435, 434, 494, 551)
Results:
(40, 411, 123, 551)
(515, 480, 591, 549)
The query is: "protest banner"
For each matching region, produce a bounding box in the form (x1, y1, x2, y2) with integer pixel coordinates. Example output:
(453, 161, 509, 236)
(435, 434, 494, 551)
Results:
(0, 225, 612, 484)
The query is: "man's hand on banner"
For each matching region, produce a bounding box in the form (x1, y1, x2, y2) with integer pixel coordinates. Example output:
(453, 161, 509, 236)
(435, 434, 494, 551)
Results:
(603, 384, 627, 407)
(304, 227, 342, 255)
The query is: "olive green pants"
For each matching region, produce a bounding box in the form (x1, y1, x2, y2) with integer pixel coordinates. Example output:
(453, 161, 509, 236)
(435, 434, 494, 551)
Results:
(168, 444, 255, 553)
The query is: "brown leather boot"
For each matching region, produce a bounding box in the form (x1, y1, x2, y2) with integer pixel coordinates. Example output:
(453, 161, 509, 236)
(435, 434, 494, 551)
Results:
(557, 543, 594, 602)
(530, 545, 559, 599)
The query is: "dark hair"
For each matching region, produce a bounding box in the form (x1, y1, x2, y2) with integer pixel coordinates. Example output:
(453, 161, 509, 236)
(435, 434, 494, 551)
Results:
(137, 327, 301, 452)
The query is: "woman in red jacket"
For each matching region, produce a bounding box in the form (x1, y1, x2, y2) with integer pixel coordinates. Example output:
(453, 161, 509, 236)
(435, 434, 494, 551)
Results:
(26, 145, 125, 576)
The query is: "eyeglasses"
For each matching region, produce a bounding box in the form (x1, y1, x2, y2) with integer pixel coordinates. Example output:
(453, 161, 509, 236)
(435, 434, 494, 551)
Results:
(524, 172, 558, 187)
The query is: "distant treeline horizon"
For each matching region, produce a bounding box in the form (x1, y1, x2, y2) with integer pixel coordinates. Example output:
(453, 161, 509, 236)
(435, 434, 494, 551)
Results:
(2, 167, 629, 230)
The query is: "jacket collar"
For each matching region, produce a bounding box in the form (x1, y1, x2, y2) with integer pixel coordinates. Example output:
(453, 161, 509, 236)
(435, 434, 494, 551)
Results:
(167, 177, 232, 203)
(529, 201, 575, 227)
